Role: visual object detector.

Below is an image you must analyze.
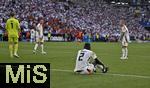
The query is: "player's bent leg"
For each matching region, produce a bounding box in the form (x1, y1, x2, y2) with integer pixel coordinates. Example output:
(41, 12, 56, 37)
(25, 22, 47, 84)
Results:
(92, 58, 108, 73)
(80, 64, 95, 75)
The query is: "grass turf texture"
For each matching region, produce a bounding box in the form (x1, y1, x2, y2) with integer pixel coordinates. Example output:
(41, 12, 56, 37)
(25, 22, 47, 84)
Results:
(0, 42, 150, 88)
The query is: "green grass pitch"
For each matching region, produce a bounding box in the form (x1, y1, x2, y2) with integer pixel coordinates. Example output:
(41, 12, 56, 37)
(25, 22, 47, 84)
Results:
(0, 42, 150, 88)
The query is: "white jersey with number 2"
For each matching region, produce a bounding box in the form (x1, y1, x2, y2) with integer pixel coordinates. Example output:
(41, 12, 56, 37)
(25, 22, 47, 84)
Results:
(74, 49, 97, 72)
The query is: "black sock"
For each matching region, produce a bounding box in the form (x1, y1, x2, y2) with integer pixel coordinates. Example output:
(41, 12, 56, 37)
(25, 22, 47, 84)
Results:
(93, 58, 105, 68)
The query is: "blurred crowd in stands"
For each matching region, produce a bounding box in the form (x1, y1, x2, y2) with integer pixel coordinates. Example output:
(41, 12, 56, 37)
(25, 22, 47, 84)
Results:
(0, 0, 150, 42)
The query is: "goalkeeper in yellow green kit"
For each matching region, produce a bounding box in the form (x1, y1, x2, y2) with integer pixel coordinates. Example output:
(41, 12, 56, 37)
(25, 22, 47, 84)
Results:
(5, 12, 20, 58)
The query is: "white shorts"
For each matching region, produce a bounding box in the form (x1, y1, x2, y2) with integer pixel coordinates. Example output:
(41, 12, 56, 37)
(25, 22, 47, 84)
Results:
(77, 64, 95, 75)
(36, 37, 44, 43)
(121, 38, 128, 47)
(122, 41, 128, 47)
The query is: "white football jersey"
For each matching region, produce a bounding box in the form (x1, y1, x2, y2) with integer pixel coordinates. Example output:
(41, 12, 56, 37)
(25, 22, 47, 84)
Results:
(74, 49, 97, 72)
(121, 25, 130, 42)
(36, 23, 44, 38)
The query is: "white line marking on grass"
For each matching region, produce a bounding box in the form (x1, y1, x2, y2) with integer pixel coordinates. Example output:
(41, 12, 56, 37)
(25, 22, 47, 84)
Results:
(51, 69, 150, 79)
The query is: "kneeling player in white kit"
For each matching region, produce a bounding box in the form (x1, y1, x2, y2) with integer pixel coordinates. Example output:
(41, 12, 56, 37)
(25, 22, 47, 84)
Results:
(74, 43, 108, 75)
(120, 19, 130, 59)
(33, 19, 46, 54)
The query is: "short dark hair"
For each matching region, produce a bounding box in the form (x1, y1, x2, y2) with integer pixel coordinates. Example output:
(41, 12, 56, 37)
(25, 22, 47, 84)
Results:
(10, 12, 15, 17)
(84, 43, 91, 50)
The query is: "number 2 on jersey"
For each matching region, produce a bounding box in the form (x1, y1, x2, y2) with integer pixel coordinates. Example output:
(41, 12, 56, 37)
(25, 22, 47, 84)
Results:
(78, 53, 84, 61)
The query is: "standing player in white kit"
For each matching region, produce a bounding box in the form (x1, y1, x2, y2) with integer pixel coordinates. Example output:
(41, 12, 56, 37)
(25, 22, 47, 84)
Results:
(74, 43, 108, 75)
(33, 19, 46, 54)
(120, 19, 130, 60)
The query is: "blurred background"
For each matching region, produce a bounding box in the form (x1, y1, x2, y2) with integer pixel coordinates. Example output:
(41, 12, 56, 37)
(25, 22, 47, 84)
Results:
(0, 0, 149, 42)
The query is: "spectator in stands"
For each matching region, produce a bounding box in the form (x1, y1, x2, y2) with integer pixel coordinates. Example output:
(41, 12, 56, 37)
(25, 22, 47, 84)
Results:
(0, 0, 149, 42)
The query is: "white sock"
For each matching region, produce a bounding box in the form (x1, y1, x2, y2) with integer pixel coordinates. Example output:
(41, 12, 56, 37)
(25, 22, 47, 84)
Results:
(41, 44, 44, 52)
(97, 65, 104, 70)
(34, 43, 38, 51)
(122, 48, 125, 57)
(125, 48, 128, 57)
